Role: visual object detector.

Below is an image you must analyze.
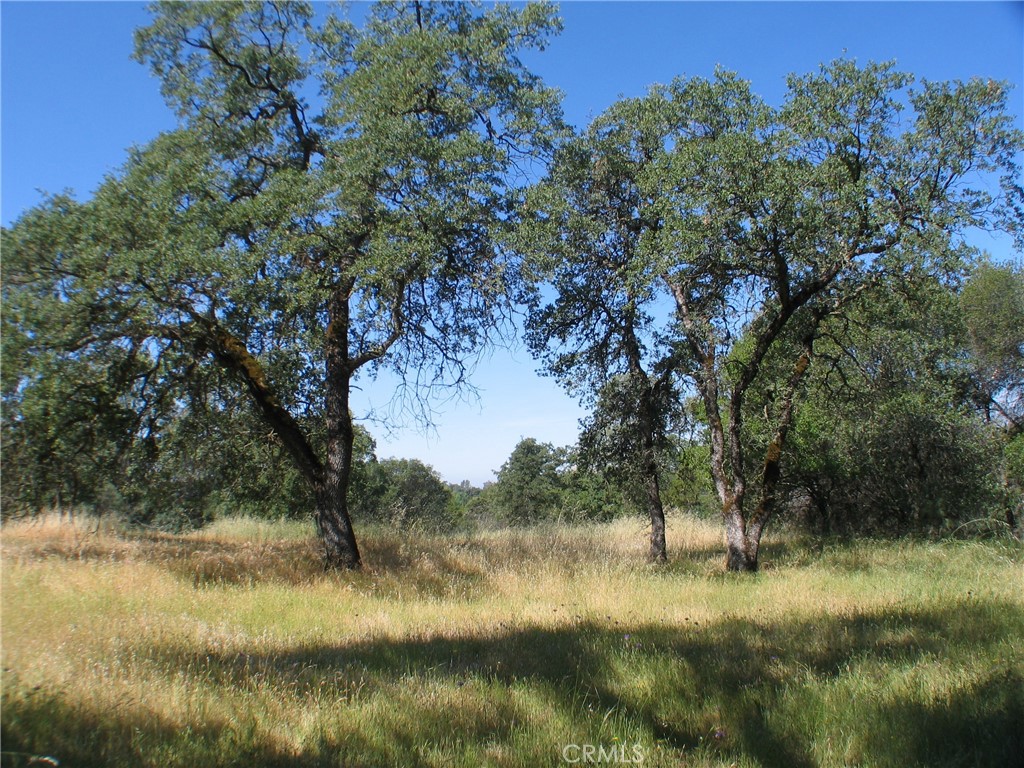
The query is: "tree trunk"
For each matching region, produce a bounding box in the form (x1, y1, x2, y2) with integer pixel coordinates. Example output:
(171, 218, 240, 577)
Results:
(724, 498, 761, 572)
(636, 388, 668, 564)
(319, 287, 363, 570)
(315, 381, 361, 569)
(643, 459, 667, 563)
(314, 480, 361, 570)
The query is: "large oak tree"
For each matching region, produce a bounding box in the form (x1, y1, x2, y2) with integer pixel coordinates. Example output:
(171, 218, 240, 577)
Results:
(523, 61, 1022, 570)
(2, 1, 563, 568)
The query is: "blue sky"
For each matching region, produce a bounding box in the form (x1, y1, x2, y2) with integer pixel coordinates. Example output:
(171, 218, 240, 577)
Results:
(3, 1, 1022, 485)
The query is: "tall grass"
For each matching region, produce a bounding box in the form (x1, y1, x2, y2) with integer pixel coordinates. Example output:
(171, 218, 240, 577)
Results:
(2, 514, 1022, 767)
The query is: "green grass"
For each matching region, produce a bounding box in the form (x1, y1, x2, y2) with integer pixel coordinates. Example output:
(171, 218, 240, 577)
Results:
(2, 514, 1022, 767)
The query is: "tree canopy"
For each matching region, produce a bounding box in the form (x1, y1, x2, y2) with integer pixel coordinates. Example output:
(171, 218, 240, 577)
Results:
(2, 0, 564, 567)
(4, 8, 1022, 569)
(521, 60, 1023, 569)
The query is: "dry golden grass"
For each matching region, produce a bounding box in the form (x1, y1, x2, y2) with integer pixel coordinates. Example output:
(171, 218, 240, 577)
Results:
(2, 514, 1022, 767)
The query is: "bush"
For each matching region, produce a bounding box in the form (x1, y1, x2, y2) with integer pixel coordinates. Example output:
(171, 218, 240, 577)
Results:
(355, 458, 461, 532)
(786, 394, 1003, 536)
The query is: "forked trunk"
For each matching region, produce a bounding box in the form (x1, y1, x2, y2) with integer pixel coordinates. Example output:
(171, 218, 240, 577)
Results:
(199, 297, 364, 568)
(724, 501, 762, 572)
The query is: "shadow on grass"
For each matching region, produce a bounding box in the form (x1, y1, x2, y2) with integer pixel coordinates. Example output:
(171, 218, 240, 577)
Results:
(869, 670, 1024, 768)
(6, 599, 1021, 767)
(6, 530, 492, 599)
(0, 685, 301, 768)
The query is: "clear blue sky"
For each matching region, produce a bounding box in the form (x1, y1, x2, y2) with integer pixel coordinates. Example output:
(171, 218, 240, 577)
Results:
(3, 1, 1022, 485)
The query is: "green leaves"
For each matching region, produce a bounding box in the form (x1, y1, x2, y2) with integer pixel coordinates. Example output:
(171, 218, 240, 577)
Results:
(134, 1, 316, 168)
(5, 2, 566, 537)
(492, 437, 566, 523)
(960, 260, 1024, 429)
(520, 57, 1023, 564)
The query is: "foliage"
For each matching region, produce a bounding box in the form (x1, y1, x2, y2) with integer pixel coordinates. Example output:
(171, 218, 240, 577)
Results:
(448, 479, 484, 509)
(4, 16, 1022, 563)
(1005, 433, 1024, 536)
(467, 438, 633, 526)
(960, 259, 1024, 430)
(777, 266, 1019, 537)
(788, 394, 1002, 537)
(521, 59, 1024, 568)
(490, 437, 565, 523)
(661, 440, 720, 517)
(2, 1, 564, 566)
(576, 374, 694, 495)
(357, 457, 459, 531)
(555, 465, 634, 523)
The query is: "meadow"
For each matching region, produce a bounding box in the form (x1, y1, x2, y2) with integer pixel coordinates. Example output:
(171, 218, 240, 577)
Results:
(1, 513, 1021, 768)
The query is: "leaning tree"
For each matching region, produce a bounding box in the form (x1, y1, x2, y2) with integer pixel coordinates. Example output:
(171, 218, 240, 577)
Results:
(2, 1, 564, 568)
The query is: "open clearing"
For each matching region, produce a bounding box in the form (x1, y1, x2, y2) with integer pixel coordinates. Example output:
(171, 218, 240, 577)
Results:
(2, 515, 1021, 767)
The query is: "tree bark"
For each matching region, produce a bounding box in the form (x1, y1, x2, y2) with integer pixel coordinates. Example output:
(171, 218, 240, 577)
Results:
(723, 496, 760, 572)
(642, 449, 668, 563)
(637, 376, 667, 564)
(318, 285, 363, 570)
(314, 377, 361, 569)
(314, 472, 361, 569)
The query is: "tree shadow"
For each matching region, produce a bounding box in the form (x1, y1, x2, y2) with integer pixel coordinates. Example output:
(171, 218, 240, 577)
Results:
(7, 530, 491, 598)
(868, 670, 1024, 768)
(0, 685, 301, 768)
(8, 599, 1016, 767)
(7, 525, 1022, 766)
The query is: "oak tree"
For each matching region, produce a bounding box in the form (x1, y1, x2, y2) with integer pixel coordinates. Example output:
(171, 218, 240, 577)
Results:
(519, 97, 681, 562)
(523, 61, 1023, 570)
(2, 1, 563, 567)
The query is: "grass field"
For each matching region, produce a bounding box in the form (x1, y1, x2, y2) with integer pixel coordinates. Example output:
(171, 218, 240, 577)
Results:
(2, 514, 1022, 767)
